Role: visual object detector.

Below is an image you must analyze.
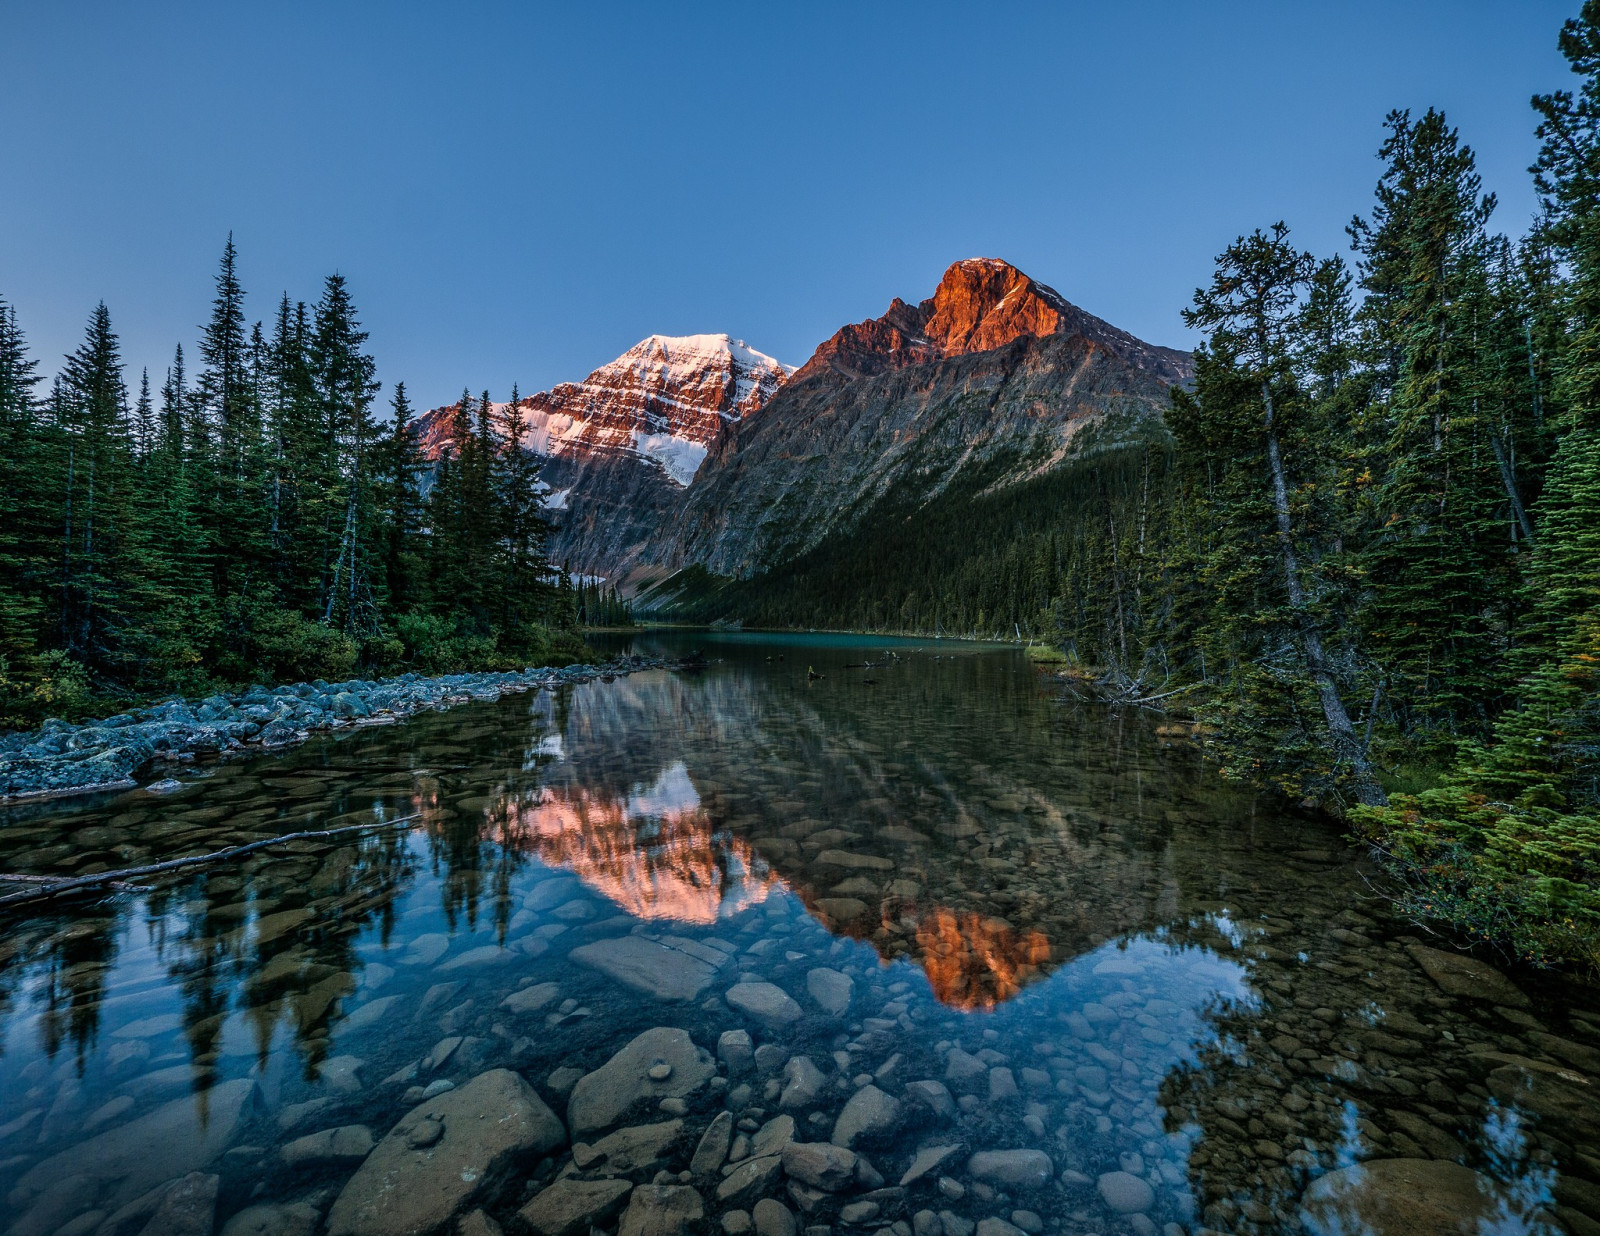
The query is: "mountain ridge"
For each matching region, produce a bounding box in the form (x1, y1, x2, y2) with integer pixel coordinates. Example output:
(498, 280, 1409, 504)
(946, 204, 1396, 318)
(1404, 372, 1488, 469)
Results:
(413, 259, 1191, 586)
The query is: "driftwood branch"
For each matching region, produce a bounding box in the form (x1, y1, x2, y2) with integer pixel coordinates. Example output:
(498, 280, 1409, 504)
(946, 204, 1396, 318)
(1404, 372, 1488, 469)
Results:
(0, 814, 422, 912)
(0, 872, 151, 893)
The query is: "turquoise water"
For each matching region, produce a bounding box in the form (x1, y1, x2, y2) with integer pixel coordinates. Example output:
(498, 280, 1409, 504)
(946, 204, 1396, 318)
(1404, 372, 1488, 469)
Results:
(0, 634, 1594, 1236)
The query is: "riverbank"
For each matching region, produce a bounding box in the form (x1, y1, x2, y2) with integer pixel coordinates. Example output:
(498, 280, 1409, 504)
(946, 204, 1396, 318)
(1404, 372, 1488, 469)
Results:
(0, 653, 674, 803)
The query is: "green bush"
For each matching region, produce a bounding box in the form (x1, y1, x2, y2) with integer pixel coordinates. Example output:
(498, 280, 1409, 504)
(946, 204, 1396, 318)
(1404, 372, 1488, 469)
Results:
(218, 600, 359, 684)
(0, 649, 95, 727)
(394, 612, 500, 675)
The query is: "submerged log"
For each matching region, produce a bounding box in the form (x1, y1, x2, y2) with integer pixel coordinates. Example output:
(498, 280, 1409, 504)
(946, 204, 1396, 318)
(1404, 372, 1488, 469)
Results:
(0, 814, 422, 912)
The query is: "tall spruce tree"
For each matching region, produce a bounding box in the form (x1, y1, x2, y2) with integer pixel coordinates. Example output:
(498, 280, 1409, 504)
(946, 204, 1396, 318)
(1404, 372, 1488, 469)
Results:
(379, 382, 424, 614)
(309, 274, 381, 636)
(0, 298, 45, 680)
(1348, 109, 1511, 736)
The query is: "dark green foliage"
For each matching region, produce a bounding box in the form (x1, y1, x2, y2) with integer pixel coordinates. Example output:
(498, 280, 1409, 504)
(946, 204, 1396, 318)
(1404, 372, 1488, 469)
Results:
(0, 243, 577, 726)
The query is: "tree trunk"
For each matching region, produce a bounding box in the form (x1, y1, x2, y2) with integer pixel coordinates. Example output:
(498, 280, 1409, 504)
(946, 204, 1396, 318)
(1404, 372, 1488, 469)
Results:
(1260, 374, 1388, 808)
(1489, 431, 1536, 546)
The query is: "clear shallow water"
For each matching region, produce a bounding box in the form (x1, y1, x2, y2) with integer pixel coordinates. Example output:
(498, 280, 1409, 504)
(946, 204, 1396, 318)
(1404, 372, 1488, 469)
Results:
(0, 633, 1595, 1236)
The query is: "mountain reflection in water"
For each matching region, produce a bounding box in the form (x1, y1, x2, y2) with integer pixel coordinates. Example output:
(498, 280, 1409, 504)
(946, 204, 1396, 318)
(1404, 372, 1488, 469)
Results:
(0, 632, 1592, 1236)
(508, 764, 777, 925)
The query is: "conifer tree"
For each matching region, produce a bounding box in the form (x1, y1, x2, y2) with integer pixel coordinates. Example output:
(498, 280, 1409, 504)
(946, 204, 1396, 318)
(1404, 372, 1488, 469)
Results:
(309, 273, 381, 636)
(0, 297, 45, 677)
(493, 383, 554, 637)
(1349, 109, 1510, 735)
(379, 382, 424, 613)
(51, 303, 140, 676)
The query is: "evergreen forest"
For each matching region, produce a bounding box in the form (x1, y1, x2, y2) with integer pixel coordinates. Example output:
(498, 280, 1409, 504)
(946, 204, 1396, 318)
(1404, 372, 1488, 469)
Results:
(0, 239, 586, 730)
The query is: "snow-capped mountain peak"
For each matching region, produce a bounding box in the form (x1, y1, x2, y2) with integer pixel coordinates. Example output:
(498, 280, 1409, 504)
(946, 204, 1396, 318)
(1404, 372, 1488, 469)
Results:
(413, 332, 792, 487)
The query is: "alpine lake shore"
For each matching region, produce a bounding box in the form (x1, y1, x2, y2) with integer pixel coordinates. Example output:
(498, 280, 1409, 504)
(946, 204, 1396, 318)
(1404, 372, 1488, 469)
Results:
(0, 631, 1595, 1236)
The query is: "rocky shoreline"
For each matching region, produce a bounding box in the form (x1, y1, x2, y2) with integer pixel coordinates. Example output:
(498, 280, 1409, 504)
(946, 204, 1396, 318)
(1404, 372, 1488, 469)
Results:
(0, 654, 672, 803)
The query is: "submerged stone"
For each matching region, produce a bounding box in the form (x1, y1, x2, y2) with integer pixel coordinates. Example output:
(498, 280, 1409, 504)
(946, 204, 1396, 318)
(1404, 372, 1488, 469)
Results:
(568, 1027, 716, 1138)
(327, 1069, 565, 1236)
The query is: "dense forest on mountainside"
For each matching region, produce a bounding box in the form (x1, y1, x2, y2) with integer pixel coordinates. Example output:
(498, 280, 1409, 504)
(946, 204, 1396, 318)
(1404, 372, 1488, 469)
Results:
(659, 6, 1600, 968)
(0, 241, 586, 728)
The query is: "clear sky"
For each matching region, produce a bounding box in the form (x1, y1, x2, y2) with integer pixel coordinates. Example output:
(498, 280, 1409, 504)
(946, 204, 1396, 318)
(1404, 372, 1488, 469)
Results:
(0, 1, 1582, 410)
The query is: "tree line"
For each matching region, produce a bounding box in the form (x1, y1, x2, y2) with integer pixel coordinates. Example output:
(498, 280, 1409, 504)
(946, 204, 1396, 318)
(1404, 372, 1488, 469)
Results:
(676, 6, 1600, 969)
(0, 237, 584, 726)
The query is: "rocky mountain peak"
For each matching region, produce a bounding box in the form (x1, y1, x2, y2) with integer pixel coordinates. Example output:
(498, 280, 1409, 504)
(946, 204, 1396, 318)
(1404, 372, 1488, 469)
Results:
(792, 258, 1191, 385)
(921, 258, 1067, 354)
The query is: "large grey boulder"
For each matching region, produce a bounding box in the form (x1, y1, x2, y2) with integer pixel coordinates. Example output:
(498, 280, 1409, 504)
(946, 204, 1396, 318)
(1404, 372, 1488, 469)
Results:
(219, 1203, 322, 1236)
(779, 1056, 827, 1110)
(806, 968, 854, 1015)
(968, 1150, 1053, 1189)
(782, 1142, 858, 1192)
(137, 1172, 219, 1236)
(726, 981, 803, 1029)
(1096, 1171, 1153, 1215)
(568, 1028, 716, 1138)
(327, 1069, 565, 1236)
(280, 1124, 374, 1166)
(617, 1185, 704, 1236)
(716, 1156, 784, 1208)
(572, 1120, 684, 1176)
(1485, 1056, 1599, 1141)
(690, 1111, 735, 1176)
(1404, 943, 1528, 1006)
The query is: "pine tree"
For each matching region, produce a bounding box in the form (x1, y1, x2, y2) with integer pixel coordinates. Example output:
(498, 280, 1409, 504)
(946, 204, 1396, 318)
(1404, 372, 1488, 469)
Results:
(51, 302, 141, 678)
(493, 383, 555, 638)
(379, 382, 424, 613)
(309, 274, 381, 636)
(1348, 109, 1511, 737)
(0, 297, 45, 682)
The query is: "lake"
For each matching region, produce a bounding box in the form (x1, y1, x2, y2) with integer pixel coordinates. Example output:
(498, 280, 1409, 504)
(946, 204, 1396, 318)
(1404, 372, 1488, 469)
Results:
(0, 632, 1594, 1236)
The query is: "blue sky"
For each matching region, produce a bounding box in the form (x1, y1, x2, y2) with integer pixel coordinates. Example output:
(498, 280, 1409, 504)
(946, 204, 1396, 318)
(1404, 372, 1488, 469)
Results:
(0, 1, 1580, 409)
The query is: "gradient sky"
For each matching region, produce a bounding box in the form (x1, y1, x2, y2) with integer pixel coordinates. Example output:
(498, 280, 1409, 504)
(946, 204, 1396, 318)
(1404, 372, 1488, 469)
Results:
(0, 1, 1581, 410)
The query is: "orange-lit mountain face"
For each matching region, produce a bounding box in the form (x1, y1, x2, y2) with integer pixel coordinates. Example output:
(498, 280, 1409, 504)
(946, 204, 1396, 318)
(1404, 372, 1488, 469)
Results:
(914, 907, 1052, 1011)
(500, 766, 778, 925)
(793, 258, 1190, 384)
(413, 334, 792, 489)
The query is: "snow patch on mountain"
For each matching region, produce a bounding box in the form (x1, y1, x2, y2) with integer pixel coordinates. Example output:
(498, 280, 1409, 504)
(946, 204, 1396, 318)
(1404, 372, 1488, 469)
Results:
(630, 431, 708, 486)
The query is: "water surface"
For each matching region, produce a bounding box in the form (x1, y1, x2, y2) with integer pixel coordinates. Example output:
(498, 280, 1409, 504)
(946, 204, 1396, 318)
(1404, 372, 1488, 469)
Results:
(0, 633, 1595, 1236)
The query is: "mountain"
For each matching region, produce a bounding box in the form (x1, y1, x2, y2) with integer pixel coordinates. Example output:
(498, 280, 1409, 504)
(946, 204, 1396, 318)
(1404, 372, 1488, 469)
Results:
(646, 258, 1192, 580)
(413, 333, 793, 575)
(414, 260, 1190, 590)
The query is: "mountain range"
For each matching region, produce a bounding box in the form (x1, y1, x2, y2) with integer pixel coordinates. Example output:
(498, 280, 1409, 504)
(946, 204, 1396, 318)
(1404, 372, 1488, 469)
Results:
(413, 258, 1192, 599)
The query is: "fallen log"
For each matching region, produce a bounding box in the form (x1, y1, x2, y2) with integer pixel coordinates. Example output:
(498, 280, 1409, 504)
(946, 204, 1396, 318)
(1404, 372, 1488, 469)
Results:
(0, 872, 150, 893)
(0, 813, 422, 912)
